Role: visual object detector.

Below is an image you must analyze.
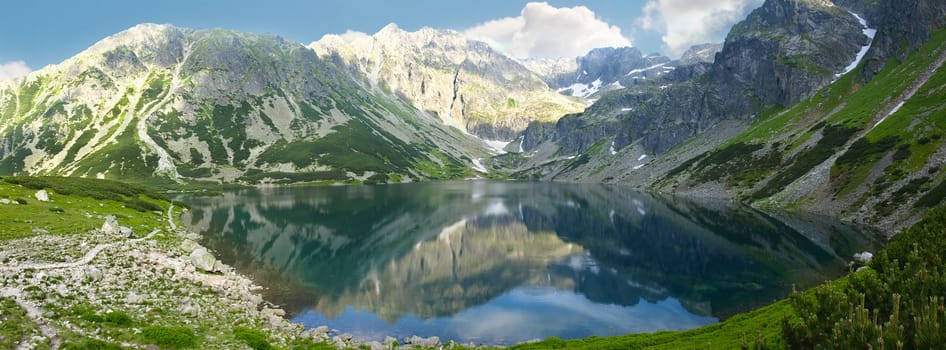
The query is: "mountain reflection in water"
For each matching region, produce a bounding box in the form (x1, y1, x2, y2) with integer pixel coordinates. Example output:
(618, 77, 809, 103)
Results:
(182, 181, 878, 345)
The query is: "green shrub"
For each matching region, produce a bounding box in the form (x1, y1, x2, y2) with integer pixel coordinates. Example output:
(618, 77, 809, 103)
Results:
(104, 311, 133, 327)
(234, 326, 272, 350)
(124, 198, 162, 212)
(142, 326, 197, 349)
(784, 205, 946, 348)
(60, 339, 125, 350)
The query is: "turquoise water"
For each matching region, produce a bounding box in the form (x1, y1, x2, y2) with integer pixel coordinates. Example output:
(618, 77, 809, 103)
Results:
(182, 181, 877, 345)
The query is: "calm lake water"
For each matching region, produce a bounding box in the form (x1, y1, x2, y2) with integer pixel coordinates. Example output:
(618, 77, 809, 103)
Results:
(181, 181, 878, 345)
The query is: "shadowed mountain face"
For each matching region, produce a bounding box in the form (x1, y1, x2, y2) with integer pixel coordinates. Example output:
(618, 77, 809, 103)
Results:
(182, 181, 878, 344)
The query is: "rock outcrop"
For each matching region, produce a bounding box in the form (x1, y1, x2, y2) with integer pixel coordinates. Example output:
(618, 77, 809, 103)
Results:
(310, 24, 583, 141)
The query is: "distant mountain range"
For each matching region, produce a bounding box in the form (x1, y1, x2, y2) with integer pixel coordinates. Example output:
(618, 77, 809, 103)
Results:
(2, 0, 945, 231)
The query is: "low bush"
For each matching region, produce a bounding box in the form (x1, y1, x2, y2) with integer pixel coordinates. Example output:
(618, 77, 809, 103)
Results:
(142, 326, 197, 349)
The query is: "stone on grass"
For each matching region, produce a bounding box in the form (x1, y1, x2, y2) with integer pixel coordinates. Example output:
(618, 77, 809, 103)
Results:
(31, 228, 49, 235)
(34, 189, 50, 202)
(101, 216, 120, 235)
(0, 198, 10, 204)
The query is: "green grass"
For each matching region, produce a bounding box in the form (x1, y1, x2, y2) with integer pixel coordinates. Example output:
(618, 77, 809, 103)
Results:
(0, 176, 169, 240)
(142, 326, 198, 349)
(233, 327, 273, 350)
(512, 300, 790, 349)
(1, 297, 41, 350)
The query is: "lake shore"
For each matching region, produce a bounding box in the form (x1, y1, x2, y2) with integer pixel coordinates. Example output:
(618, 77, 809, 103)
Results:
(0, 194, 457, 349)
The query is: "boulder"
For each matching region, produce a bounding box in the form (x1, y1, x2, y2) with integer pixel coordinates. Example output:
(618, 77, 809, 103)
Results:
(313, 326, 330, 336)
(405, 336, 440, 347)
(366, 341, 384, 350)
(180, 239, 199, 252)
(101, 216, 120, 235)
(119, 226, 135, 238)
(189, 248, 218, 272)
(382, 336, 398, 346)
(34, 189, 50, 202)
(0, 198, 10, 204)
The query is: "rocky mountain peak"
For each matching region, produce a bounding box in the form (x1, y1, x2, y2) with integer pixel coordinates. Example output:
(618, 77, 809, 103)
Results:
(677, 43, 723, 66)
(310, 26, 583, 141)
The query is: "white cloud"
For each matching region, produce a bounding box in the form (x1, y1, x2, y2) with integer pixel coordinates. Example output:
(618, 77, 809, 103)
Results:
(639, 0, 763, 56)
(0, 60, 31, 81)
(465, 2, 632, 59)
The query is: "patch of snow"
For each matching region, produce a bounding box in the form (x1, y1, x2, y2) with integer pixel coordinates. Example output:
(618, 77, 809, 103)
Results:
(566, 155, 577, 160)
(482, 138, 511, 154)
(471, 158, 489, 173)
(871, 101, 905, 130)
(854, 251, 873, 263)
(659, 84, 671, 90)
(626, 63, 666, 76)
(638, 154, 648, 161)
(609, 80, 625, 89)
(558, 78, 603, 98)
(609, 141, 617, 155)
(620, 107, 634, 112)
(837, 12, 877, 77)
(633, 163, 646, 170)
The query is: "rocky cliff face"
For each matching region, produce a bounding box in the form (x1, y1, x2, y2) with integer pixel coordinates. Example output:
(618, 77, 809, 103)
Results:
(309, 24, 583, 142)
(500, 0, 874, 179)
(677, 44, 723, 66)
(0, 24, 490, 184)
(528, 47, 676, 100)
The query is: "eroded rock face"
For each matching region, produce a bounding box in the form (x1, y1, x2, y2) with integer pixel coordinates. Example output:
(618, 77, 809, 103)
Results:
(0, 24, 491, 184)
(310, 25, 584, 140)
(514, 0, 879, 174)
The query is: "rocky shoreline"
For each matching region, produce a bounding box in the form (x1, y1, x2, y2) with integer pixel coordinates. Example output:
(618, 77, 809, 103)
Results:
(0, 202, 459, 349)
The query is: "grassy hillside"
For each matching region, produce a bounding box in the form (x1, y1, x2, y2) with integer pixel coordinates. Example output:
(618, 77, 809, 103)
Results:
(0, 176, 343, 349)
(660, 28, 946, 229)
(0, 176, 168, 240)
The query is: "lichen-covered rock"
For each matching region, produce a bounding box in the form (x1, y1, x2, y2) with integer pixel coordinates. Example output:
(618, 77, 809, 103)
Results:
(189, 247, 218, 272)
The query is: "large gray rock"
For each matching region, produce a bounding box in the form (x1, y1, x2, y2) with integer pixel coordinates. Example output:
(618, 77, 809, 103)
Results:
(119, 226, 135, 238)
(34, 189, 50, 202)
(405, 335, 440, 347)
(189, 247, 218, 272)
(101, 216, 120, 235)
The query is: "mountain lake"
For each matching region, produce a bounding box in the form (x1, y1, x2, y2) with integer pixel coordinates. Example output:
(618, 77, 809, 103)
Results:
(181, 181, 880, 345)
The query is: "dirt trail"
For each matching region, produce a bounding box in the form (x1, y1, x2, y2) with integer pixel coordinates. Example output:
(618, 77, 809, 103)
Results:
(0, 205, 175, 348)
(1, 288, 61, 349)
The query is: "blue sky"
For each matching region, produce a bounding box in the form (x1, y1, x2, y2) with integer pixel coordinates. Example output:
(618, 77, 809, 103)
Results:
(0, 0, 763, 75)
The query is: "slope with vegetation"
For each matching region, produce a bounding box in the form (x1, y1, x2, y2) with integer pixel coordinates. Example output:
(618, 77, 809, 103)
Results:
(0, 176, 345, 349)
(0, 24, 490, 186)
